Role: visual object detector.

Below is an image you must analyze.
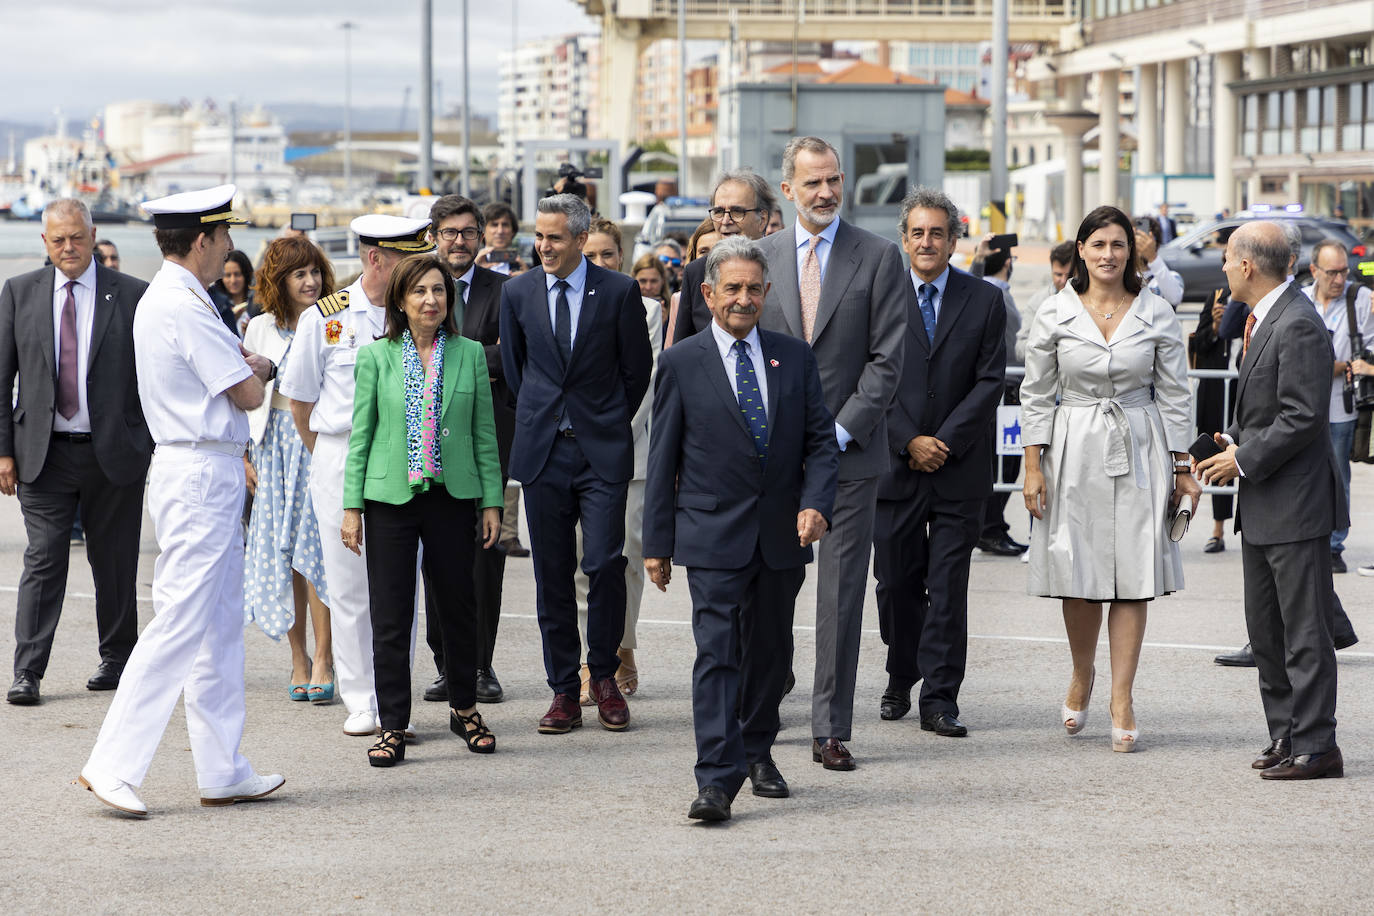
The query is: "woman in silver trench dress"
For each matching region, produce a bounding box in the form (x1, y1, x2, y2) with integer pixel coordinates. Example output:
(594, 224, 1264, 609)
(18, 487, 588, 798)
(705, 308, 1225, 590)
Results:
(1021, 206, 1200, 753)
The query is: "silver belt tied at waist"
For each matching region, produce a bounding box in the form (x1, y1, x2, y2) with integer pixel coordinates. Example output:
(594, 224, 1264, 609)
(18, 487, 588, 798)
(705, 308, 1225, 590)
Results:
(157, 440, 246, 458)
(1058, 386, 1153, 487)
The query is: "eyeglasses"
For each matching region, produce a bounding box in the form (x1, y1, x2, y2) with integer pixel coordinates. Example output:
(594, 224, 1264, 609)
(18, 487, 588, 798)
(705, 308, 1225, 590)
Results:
(1314, 265, 1350, 278)
(708, 206, 762, 223)
(658, 255, 682, 267)
(436, 227, 481, 242)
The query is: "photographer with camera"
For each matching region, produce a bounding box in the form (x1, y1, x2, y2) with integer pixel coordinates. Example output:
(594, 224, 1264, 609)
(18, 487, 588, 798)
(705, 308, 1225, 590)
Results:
(1303, 239, 1374, 574)
(1133, 216, 1184, 309)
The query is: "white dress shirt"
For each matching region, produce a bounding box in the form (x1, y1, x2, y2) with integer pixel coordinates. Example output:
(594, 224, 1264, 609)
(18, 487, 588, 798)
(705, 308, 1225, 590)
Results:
(545, 256, 588, 351)
(277, 278, 384, 436)
(709, 319, 769, 419)
(51, 259, 97, 433)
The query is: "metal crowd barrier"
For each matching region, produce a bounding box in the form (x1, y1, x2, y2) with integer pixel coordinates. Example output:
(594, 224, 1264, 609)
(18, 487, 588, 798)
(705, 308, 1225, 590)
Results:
(993, 365, 1241, 497)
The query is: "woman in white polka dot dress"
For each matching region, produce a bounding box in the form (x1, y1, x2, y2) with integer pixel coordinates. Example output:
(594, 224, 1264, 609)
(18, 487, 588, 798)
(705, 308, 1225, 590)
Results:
(243, 237, 333, 702)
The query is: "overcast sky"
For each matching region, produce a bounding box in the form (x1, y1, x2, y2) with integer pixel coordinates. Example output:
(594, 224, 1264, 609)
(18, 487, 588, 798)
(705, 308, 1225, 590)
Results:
(1, 0, 596, 123)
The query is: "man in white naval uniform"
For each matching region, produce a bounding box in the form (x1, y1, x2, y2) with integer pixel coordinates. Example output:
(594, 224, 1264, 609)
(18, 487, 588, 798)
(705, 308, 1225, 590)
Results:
(279, 214, 434, 737)
(79, 185, 284, 817)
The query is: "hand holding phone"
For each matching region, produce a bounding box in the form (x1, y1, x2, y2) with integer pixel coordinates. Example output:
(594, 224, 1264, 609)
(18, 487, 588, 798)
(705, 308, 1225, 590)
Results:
(988, 233, 1018, 251)
(1188, 433, 1223, 463)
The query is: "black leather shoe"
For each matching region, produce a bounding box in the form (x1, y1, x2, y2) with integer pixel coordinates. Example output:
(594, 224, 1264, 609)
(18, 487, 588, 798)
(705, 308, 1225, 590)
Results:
(1251, 737, 1291, 770)
(475, 668, 504, 703)
(1203, 537, 1225, 553)
(978, 534, 1027, 556)
(1332, 551, 1347, 574)
(748, 760, 790, 798)
(86, 661, 123, 691)
(423, 673, 448, 702)
(1214, 643, 1256, 667)
(688, 786, 732, 821)
(879, 684, 912, 721)
(7, 671, 39, 705)
(782, 670, 796, 697)
(1260, 746, 1344, 780)
(1335, 632, 1359, 651)
(920, 711, 968, 737)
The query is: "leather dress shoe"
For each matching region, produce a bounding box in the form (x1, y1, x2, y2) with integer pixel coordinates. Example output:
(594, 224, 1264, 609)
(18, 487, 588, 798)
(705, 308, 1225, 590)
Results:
(748, 760, 790, 798)
(1260, 746, 1344, 780)
(588, 676, 630, 730)
(499, 537, 530, 558)
(1214, 643, 1256, 667)
(920, 711, 968, 737)
(1335, 632, 1359, 651)
(978, 534, 1028, 556)
(688, 786, 731, 822)
(475, 668, 504, 703)
(537, 693, 583, 734)
(423, 673, 448, 702)
(1332, 551, 1347, 574)
(7, 671, 39, 705)
(879, 684, 912, 721)
(79, 766, 147, 817)
(812, 737, 856, 771)
(200, 772, 286, 807)
(86, 661, 123, 691)
(1251, 737, 1291, 770)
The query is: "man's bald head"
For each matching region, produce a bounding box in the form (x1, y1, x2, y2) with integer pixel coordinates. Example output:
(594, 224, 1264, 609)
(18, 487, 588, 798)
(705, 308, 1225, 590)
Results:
(1224, 221, 1290, 304)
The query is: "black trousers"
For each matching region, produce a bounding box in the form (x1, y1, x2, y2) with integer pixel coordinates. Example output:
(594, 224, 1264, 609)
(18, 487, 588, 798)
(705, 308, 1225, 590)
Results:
(425, 480, 507, 674)
(874, 480, 982, 717)
(1242, 534, 1338, 755)
(687, 553, 803, 797)
(14, 439, 143, 678)
(524, 435, 627, 696)
(364, 490, 478, 730)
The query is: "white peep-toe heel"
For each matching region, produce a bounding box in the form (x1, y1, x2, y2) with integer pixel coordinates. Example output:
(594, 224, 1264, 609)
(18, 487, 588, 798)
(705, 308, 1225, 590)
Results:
(1061, 668, 1095, 736)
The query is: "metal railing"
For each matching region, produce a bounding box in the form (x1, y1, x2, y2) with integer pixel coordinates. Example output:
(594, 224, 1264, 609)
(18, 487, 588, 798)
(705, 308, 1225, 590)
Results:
(645, 0, 1079, 19)
(993, 366, 1240, 496)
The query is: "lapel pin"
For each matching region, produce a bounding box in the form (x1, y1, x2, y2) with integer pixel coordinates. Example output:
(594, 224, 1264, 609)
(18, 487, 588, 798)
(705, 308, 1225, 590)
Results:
(104, 293, 113, 301)
(770, 358, 780, 367)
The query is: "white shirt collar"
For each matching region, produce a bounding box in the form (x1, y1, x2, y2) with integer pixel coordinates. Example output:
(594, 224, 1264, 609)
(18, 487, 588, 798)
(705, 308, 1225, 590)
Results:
(54, 258, 97, 293)
(709, 317, 763, 362)
(1249, 281, 1289, 330)
(457, 264, 476, 288)
(159, 258, 214, 303)
(794, 217, 840, 251)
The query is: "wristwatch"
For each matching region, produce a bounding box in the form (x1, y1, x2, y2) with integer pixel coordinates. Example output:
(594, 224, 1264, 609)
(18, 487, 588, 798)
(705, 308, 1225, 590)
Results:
(265, 360, 277, 382)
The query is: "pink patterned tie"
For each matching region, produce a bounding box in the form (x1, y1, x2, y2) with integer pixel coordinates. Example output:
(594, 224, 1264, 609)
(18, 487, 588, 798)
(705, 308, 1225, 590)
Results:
(57, 280, 79, 420)
(800, 235, 821, 343)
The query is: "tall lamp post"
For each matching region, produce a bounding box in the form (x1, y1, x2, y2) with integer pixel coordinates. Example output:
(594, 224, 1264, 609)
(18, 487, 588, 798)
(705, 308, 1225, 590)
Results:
(461, 0, 471, 197)
(341, 21, 357, 201)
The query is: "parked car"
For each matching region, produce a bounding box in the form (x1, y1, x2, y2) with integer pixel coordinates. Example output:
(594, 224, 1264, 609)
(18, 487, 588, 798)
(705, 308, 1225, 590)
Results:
(632, 197, 710, 262)
(1162, 212, 1369, 302)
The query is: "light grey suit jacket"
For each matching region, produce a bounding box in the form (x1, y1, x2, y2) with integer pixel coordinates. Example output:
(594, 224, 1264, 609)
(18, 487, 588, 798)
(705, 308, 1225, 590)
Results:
(757, 219, 907, 481)
(1225, 282, 1348, 545)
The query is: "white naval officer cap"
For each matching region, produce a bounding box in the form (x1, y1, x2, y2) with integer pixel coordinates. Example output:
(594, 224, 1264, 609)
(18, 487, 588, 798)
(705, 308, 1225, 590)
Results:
(142, 184, 249, 229)
(350, 214, 436, 253)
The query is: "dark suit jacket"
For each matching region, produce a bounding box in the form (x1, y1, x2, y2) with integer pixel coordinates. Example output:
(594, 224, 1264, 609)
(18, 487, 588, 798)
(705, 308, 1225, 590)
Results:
(460, 265, 512, 474)
(644, 327, 838, 570)
(757, 219, 907, 481)
(670, 256, 710, 344)
(499, 258, 653, 484)
(878, 267, 1006, 502)
(0, 263, 152, 486)
(1225, 282, 1348, 544)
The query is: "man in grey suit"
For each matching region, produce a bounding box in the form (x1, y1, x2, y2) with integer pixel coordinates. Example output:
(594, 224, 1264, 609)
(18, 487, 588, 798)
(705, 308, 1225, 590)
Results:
(0, 199, 152, 705)
(1197, 220, 1346, 780)
(757, 136, 907, 770)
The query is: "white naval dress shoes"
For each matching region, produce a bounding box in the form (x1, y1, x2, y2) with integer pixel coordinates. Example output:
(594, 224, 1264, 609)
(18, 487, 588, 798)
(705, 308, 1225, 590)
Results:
(78, 766, 148, 817)
(344, 710, 379, 736)
(199, 773, 285, 807)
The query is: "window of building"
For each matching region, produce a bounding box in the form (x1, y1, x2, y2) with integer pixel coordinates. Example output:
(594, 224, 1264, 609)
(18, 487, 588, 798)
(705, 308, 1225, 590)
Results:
(1344, 83, 1363, 151)
(1280, 89, 1296, 154)
(1366, 80, 1374, 150)
(1321, 85, 1336, 152)
(1262, 92, 1280, 155)
(1300, 86, 1320, 153)
(1242, 93, 1258, 157)
(1028, 146, 1036, 165)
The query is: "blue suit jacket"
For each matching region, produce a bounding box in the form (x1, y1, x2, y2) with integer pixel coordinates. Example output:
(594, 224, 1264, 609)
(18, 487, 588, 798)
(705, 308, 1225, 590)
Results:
(643, 326, 839, 570)
(499, 259, 653, 484)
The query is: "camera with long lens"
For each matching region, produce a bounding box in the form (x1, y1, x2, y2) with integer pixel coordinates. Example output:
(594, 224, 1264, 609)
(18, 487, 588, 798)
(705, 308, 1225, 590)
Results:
(1353, 344, 1374, 410)
(546, 162, 604, 201)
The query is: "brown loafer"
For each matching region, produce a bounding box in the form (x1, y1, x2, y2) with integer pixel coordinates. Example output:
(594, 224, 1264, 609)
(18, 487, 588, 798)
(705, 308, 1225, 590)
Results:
(537, 693, 583, 734)
(588, 676, 630, 730)
(1260, 747, 1344, 780)
(812, 737, 856, 771)
(1251, 737, 1290, 770)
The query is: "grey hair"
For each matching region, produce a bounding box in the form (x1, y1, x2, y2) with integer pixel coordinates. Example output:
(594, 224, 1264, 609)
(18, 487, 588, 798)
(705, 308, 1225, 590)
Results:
(711, 168, 778, 219)
(536, 193, 590, 237)
(654, 238, 684, 258)
(43, 198, 94, 232)
(1232, 221, 1291, 280)
(898, 186, 963, 238)
(1280, 219, 1302, 263)
(1310, 237, 1349, 267)
(781, 136, 841, 183)
(703, 235, 770, 288)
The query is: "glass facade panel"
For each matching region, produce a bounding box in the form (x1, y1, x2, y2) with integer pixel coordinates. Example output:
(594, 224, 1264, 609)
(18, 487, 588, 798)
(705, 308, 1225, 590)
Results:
(1261, 92, 1280, 155)
(1280, 91, 1296, 153)
(1320, 86, 1336, 151)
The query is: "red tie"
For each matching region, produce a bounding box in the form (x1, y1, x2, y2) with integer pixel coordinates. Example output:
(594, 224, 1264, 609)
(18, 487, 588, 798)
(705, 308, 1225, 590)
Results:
(56, 280, 79, 419)
(1242, 313, 1256, 359)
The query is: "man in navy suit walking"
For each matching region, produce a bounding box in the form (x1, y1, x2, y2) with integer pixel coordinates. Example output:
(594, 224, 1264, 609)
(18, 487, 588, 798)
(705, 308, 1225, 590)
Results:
(500, 194, 653, 735)
(644, 236, 839, 821)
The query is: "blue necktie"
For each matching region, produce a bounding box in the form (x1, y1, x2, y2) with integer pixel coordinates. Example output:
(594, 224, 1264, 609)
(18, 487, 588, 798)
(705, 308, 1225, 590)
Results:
(553, 279, 572, 367)
(918, 283, 937, 343)
(733, 340, 767, 465)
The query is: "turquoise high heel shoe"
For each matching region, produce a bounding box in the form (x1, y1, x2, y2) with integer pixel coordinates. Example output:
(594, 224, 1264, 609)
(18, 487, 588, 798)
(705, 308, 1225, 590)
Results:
(288, 683, 310, 702)
(308, 679, 335, 705)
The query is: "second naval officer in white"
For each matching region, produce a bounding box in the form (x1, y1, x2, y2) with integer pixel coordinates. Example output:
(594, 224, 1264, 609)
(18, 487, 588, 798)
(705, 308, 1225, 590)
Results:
(278, 214, 435, 737)
(79, 184, 284, 816)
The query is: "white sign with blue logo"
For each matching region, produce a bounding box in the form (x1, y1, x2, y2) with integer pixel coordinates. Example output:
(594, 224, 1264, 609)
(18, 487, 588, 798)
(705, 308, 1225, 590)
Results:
(997, 406, 1022, 456)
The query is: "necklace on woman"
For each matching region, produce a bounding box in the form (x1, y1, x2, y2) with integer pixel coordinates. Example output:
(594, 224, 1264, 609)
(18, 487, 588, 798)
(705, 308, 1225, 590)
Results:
(1084, 292, 1129, 320)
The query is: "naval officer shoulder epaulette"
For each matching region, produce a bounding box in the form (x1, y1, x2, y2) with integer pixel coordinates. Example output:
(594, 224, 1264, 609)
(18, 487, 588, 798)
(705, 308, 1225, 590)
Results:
(315, 290, 350, 317)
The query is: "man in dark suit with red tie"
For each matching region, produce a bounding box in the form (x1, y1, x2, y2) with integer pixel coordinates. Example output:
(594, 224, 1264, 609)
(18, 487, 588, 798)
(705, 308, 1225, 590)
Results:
(0, 199, 152, 705)
(500, 194, 653, 735)
(874, 187, 1007, 736)
(644, 236, 839, 821)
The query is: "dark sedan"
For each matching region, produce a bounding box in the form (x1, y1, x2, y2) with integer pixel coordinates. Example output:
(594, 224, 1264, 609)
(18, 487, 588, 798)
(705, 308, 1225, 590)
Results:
(1161, 215, 1370, 302)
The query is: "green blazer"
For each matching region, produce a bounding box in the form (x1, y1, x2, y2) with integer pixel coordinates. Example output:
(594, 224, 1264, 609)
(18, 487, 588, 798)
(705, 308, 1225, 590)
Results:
(344, 334, 504, 510)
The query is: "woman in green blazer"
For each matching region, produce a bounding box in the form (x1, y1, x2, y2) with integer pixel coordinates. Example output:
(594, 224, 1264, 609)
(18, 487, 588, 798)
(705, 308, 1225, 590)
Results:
(341, 254, 503, 766)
